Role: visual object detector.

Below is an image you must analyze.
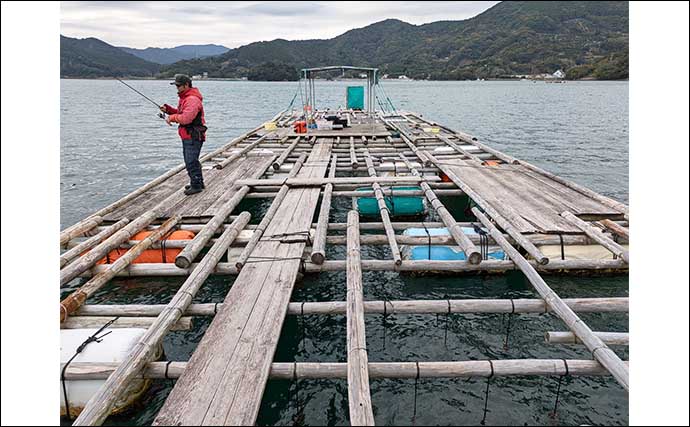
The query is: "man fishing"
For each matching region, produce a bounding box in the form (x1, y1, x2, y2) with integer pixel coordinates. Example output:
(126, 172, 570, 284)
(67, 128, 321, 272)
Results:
(160, 74, 207, 195)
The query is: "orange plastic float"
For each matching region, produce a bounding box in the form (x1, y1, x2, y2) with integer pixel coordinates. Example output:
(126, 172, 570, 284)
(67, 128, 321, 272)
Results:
(97, 230, 195, 264)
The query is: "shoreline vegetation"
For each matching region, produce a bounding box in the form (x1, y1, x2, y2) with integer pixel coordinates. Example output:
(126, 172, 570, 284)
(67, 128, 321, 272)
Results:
(60, 2, 628, 82)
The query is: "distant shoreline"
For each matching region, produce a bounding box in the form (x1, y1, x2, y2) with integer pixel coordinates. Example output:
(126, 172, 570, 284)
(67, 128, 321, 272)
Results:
(60, 76, 629, 82)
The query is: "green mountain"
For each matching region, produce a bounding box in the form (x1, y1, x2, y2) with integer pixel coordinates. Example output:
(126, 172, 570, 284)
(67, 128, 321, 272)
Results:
(160, 1, 628, 80)
(118, 44, 229, 65)
(61, 35, 160, 78)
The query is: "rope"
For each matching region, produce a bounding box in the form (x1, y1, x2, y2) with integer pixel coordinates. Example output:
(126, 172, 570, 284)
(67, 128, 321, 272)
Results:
(286, 85, 300, 113)
(375, 94, 389, 115)
(292, 361, 304, 425)
(421, 222, 432, 260)
(299, 301, 306, 351)
(160, 228, 175, 264)
(61, 317, 119, 421)
(480, 360, 495, 425)
(503, 299, 515, 350)
(474, 223, 489, 260)
(443, 294, 451, 346)
(261, 230, 312, 244)
(376, 81, 398, 114)
(412, 361, 421, 425)
(164, 360, 173, 380)
(549, 359, 570, 419)
(558, 234, 565, 260)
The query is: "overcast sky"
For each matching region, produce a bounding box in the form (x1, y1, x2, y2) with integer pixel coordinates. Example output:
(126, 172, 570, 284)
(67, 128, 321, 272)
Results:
(61, 1, 500, 49)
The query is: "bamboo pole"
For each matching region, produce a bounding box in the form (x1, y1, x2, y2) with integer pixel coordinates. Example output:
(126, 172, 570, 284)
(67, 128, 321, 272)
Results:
(546, 332, 629, 346)
(363, 151, 402, 265)
(60, 210, 160, 286)
(236, 175, 440, 187)
(311, 154, 338, 264)
(78, 231, 561, 251)
(64, 359, 628, 381)
(399, 154, 481, 264)
(561, 212, 629, 263)
(350, 136, 359, 168)
(174, 187, 247, 268)
(272, 136, 301, 170)
(174, 156, 275, 269)
(61, 316, 192, 331)
(61, 216, 103, 246)
(72, 212, 251, 426)
(599, 219, 629, 239)
(77, 297, 629, 317)
(215, 132, 273, 169)
(240, 188, 457, 199)
(381, 117, 430, 165)
(472, 207, 629, 391)
(81, 258, 628, 278)
(235, 153, 308, 271)
(425, 151, 549, 265)
(60, 218, 130, 268)
(436, 134, 483, 163)
(403, 113, 519, 165)
(60, 216, 181, 322)
(346, 211, 375, 426)
(233, 181, 456, 193)
(331, 188, 463, 198)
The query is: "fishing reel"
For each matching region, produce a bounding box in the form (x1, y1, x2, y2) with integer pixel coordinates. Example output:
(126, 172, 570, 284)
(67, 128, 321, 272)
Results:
(158, 112, 172, 126)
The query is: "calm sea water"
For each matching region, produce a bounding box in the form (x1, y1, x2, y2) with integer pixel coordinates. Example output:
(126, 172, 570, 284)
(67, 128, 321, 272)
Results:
(61, 79, 629, 426)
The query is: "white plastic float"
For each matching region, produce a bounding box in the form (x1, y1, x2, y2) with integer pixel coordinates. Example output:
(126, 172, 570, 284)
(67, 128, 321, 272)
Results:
(60, 328, 161, 418)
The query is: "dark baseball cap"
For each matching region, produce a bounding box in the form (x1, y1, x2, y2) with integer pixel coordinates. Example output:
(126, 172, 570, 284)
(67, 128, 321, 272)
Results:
(170, 74, 192, 85)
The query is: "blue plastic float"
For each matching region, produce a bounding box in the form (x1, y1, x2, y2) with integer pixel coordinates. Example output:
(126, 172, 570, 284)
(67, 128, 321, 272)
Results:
(401, 227, 506, 261)
(356, 186, 426, 217)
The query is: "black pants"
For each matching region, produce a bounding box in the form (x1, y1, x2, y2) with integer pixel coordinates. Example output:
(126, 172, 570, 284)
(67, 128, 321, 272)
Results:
(182, 138, 204, 189)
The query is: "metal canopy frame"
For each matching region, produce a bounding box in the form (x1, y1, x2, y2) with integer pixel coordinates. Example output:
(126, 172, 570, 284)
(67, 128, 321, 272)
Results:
(301, 66, 379, 115)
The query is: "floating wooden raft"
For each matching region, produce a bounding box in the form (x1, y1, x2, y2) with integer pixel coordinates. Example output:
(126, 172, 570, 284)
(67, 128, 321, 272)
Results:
(61, 108, 629, 426)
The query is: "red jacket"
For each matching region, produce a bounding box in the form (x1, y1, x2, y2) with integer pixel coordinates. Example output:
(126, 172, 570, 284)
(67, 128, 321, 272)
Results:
(163, 87, 206, 140)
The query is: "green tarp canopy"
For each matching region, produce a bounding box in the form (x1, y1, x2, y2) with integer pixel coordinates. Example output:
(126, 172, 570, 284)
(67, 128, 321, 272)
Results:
(346, 86, 364, 110)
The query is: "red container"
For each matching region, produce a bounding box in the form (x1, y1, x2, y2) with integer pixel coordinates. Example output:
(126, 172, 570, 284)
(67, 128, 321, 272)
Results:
(293, 120, 307, 134)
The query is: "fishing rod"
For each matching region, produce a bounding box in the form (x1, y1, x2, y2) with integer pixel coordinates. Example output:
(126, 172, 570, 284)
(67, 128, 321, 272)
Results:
(116, 78, 171, 125)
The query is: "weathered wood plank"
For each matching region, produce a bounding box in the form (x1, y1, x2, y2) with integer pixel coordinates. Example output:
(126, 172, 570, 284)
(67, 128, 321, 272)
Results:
(154, 141, 333, 426)
(346, 211, 375, 426)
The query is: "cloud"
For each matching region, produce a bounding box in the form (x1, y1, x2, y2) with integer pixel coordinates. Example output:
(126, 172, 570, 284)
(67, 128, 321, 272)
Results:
(240, 2, 325, 16)
(60, 1, 500, 48)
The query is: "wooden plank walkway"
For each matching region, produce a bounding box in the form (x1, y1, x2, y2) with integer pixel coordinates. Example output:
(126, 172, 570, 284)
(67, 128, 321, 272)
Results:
(61, 106, 630, 426)
(434, 157, 624, 234)
(153, 141, 332, 426)
(103, 153, 274, 221)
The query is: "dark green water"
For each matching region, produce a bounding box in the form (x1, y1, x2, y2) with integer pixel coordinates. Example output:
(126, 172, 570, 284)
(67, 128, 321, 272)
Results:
(61, 80, 628, 425)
